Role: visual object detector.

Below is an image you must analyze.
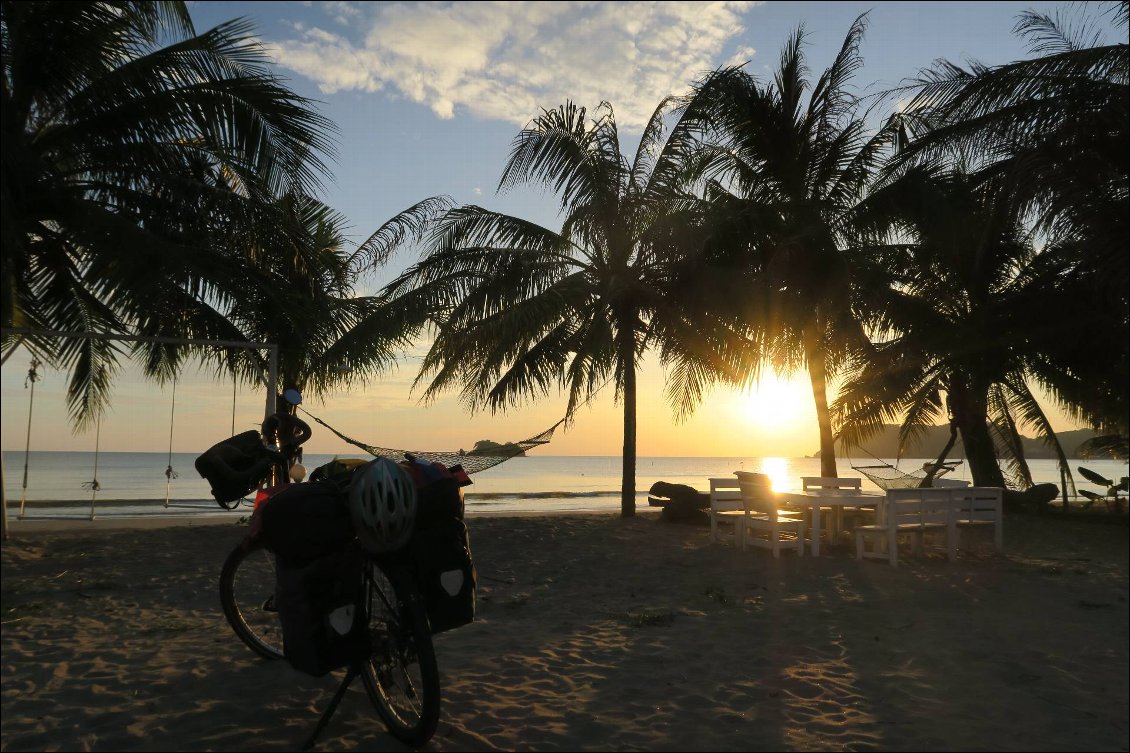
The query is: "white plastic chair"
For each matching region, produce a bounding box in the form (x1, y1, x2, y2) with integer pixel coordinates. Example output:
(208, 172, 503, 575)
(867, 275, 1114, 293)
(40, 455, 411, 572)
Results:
(949, 487, 1004, 553)
(801, 476, 863, 493)
(855, 487, 956, 567)
(708, 477, 745, 546)
(735, 472, 805, 557)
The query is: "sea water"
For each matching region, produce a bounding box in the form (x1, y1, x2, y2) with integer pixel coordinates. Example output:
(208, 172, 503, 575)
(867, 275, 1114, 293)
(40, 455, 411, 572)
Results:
(3, 450, 1126, 521)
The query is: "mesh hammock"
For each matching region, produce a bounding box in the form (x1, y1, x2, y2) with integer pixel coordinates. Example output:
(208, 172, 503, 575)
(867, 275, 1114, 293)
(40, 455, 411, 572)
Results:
(851, 461, 963, 490)
(300, 407, 564, 474)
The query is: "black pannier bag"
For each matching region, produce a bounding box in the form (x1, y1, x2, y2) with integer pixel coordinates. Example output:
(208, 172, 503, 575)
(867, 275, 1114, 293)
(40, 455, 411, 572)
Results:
(403, 460, 477, 634)
(414, 476, 465, 528)
(273, 542, 366, 669)
(259, 482, 355, 562)
(274, 547, 368, 677)
(259, 483, 367, 676)
(194, 430, 272, 505)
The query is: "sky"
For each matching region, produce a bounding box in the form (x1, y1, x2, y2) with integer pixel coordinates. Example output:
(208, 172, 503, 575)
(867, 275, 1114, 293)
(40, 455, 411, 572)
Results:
(1, 0, 1109, 459)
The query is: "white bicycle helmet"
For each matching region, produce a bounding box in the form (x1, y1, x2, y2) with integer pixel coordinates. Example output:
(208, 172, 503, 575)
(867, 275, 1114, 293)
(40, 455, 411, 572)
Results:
(349, 458, 418, 554)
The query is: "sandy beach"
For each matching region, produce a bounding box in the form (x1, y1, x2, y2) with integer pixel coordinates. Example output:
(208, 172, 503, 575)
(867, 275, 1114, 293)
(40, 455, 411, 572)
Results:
(1, 510, 1127, 752)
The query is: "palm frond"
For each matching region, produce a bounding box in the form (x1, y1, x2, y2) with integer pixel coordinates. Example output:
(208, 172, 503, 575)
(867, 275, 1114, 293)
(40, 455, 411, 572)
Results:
(352, 195, 454, 270)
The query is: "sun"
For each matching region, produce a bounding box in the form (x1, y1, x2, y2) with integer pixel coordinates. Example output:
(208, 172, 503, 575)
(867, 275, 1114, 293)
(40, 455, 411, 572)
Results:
(741, 375, 810, 428)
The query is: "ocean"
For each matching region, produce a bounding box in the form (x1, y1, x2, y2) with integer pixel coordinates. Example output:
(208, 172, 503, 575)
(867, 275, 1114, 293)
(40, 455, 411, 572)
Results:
(3, 450, 1127, 521)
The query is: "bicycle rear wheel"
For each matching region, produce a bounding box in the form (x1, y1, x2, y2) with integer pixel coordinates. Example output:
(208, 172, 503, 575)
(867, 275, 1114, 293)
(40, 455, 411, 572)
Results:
(360, 561, 440, 747)
(219, 543, 285, 660)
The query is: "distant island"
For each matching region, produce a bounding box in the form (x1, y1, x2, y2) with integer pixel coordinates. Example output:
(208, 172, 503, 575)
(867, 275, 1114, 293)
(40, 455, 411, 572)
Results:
(819, 425, 1107, 460)
(462, 439, 526, 457)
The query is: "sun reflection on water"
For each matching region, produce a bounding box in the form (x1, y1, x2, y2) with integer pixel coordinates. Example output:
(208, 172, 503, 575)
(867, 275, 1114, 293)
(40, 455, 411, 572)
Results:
(758, 457, 792, 491)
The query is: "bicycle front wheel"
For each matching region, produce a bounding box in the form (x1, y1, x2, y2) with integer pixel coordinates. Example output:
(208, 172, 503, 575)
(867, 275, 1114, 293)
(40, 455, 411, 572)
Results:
(219, 543, 285, 660)
(360, 562, 440, 747)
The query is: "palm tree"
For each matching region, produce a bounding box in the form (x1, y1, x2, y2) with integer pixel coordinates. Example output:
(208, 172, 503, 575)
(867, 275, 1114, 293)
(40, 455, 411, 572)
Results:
(381, 100, 733, 517)
(133, 190, 422, 416)
(835, 167, 1087, 495)
(882, 1, 1128, 448)
(676, 15, 891, 477)
(1, 1, 336, 424)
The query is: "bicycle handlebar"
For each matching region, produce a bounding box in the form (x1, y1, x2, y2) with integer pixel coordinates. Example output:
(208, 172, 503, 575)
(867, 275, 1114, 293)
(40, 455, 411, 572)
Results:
(261, 412, 312, 453)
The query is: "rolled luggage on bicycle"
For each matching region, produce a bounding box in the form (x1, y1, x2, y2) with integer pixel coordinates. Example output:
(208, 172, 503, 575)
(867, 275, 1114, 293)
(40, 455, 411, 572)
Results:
(194, 431, 277, 506)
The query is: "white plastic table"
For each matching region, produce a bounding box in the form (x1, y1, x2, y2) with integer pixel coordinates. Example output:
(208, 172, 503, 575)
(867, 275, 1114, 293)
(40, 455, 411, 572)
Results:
(778, 489, 884, 556)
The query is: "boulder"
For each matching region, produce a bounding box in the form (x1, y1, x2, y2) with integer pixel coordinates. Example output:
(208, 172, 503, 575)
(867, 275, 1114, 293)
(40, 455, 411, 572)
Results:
(648, 481, 711, 526)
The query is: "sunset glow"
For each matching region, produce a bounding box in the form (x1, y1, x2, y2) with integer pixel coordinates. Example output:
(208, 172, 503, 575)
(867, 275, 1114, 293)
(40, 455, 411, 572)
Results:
(741, 376, 811, 430)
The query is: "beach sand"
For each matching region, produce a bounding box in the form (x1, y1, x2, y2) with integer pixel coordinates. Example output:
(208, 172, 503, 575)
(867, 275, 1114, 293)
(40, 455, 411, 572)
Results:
(1, 511, 1127, 752)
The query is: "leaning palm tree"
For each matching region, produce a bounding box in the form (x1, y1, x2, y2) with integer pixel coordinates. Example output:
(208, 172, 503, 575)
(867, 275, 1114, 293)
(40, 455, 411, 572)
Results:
(882, 0, 1128, 446)
(677, 14, 891, 477)
(381, 100, 734, 517)
(0, 1, 335, 425)
(835, 167, 1086, 497)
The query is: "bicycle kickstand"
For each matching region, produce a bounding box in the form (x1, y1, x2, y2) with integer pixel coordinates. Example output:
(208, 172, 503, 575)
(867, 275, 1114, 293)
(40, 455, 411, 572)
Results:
(302, 664, 361, 751)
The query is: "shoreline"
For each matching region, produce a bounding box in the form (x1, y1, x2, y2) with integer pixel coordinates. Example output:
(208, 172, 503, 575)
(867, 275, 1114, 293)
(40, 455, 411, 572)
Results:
(1, 506, 665, 534)
(5, 490, 1123, 527)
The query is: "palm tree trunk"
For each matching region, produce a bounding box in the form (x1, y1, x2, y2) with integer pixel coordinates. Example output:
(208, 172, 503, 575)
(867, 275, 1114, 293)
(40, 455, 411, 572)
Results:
(804, 329, 838, 478)
(949, 383, 1005, 487)
(920, 422, 959, 487)
(620, 324, 637, 518)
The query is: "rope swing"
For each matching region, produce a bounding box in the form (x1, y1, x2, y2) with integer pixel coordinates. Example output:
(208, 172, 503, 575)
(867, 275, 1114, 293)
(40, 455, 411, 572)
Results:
(231, 372, 238, 436)
(18, 358, 40, 520)
(81, 413, 103, 520)
(163, 375, 179, 508)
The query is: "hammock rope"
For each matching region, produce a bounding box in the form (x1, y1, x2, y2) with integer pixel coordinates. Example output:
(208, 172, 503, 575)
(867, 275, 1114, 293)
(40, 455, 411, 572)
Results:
(299, 407, 565, 475)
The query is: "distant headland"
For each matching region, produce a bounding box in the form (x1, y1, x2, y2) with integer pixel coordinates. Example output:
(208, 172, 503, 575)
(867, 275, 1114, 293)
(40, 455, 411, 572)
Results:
(816, 426, 1108, 460)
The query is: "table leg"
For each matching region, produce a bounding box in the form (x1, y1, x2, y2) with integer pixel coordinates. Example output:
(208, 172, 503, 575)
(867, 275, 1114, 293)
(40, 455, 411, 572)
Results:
(810, 506, 822, 557)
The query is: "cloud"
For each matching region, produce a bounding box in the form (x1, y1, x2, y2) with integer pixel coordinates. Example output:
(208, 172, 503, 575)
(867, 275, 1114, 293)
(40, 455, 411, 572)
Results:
(269, 1, 761, 131)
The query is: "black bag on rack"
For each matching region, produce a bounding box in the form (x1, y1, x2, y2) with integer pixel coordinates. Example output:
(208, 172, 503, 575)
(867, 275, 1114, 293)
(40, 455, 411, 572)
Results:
(260, 483, 368, 676)
(409, 517, 476, 634)
(401, 458, 477, 634)
(274, 546, 368, 677)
